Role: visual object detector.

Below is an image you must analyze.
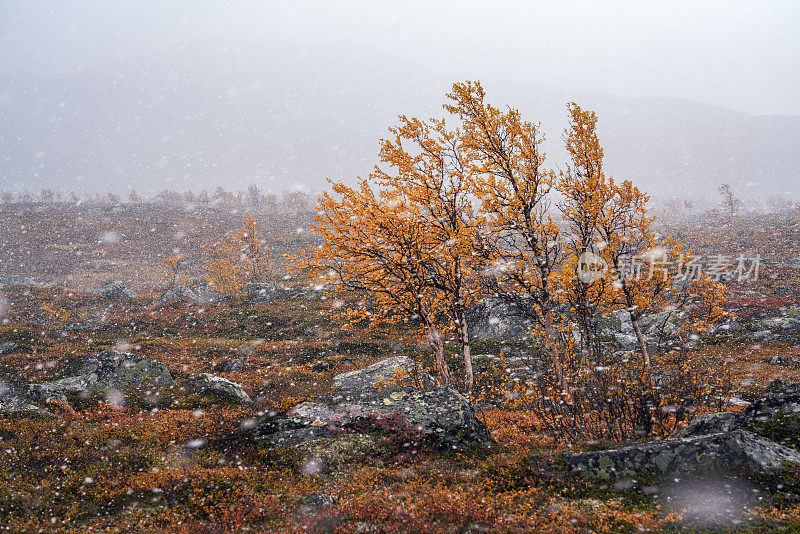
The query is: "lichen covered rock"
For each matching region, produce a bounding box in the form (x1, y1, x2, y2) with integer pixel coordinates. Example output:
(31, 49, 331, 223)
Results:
(94, 280, 136, 301)
(748, 317, 800, 344)
(675, 411, 742, 438)
(28, 350, 173, 407)
(333, 355, 436, 390)
(29, 375, 95, 404)
(189, 373, 251, 404)
(1, 379, 53, 418)
(255, 357, 490, 451)
(567, 381, 800, 481)
(255, 384, 490, 451)
(565, 430, 800, 481)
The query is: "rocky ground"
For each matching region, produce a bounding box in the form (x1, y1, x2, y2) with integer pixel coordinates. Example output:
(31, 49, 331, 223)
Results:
(0, 271, 799, 533)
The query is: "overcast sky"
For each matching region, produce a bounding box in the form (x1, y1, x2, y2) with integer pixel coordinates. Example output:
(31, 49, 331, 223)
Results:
(2, 0, 799, 116)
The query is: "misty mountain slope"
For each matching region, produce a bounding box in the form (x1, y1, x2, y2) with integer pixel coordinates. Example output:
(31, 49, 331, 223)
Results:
(1, 40, 798, 200)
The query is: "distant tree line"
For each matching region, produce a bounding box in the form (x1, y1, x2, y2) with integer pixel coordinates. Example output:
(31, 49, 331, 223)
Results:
(0, 185, 320, 212)
(650, 186, 797, 217)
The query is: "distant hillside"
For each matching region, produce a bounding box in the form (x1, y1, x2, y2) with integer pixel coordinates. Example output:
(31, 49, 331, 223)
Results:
(1, 40, 798, 202)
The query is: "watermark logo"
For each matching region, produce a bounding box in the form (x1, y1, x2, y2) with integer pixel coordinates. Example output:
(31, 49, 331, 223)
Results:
(577, 252, 762, 283)
(578, 251, 608, 283)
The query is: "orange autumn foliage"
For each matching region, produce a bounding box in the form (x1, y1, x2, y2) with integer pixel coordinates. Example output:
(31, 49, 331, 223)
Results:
(375, 114, 483, 393)
(202, 213, 274, 294)
(162, 252, 186, 289)
(446, 80, 566, 388)
(299, 114, 485, 391)
(299, 81, 733, 440)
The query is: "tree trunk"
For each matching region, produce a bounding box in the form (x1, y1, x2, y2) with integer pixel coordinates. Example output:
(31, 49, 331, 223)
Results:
(461, 319, 473, 396)
(577, 282, 595, 366)
(428, 324, 451, 385)
(544, 306, 566, 391)
(582, 308, 595, 367)
(435, 338, 451, 385)
(632, 316, 651, 371)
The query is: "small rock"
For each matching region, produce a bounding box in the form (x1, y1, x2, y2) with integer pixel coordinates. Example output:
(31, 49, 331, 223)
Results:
(766, 354, 800, 368)
(0, 342, 22, 356)
(783, 306, 800, 319)
(153, 285, 204, 308)
(187, 279, 218, 303)
(775, 284, 795, 297)
(94, 280, 136, 301)
(214, 357, 244, 373)
(756, 317, 800, 333)
(190, 373, 252, 404)
(467, 298, 533, 341)
(0, 275, 39, 287)
(245, 282, 281, 303)
(311, 361, 331, 372)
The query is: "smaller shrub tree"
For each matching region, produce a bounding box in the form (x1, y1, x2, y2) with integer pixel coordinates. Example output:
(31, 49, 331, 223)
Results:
(161, 253, 186, 290)
(202, 213, 273, 294)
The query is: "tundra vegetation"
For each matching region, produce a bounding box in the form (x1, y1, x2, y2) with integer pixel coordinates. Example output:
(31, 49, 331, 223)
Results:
(0, 83, 799, 532)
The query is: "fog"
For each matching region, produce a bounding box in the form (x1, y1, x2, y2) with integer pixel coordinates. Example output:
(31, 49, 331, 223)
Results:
(1, 0, 799, 200)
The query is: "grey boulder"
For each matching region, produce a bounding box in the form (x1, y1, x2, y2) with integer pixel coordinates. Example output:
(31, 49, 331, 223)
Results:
(255, 356, 490, 451)
(679, 379, 800, 442)
(565, 430, 800, 481)
(255, 385, 490, 451)
(94, 280, 136, 301)
(566, 380, 800, 481)
(747, 317, 800, 343)
(153, 285, 205, 307)
(0, 342, 22, 355)
(28, 350, 173, 406)
(333, 355, 436, 390)
(467, 298, 533, 341)
(189, 373, 252, 404)
(675, 411, 742, 438)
